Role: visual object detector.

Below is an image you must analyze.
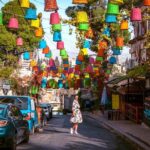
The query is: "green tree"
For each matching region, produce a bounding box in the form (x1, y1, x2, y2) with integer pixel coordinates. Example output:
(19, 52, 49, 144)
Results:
(0, 0, 41, 66)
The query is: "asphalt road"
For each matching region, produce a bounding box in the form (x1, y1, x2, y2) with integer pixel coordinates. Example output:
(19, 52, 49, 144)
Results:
(18, 115, 136, 150)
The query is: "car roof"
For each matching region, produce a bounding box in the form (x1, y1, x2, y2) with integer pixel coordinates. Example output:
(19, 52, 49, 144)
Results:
(0, 103, 8, 108)
(0, 96, 30, 98)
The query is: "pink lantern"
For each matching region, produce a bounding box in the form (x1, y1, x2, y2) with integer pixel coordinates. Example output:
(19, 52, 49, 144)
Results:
(8, 17, 19, 29)
(57, 41, 64, 49)
(49, 59, 55, 67)
(131, 8, 142, 21)
(89, 57, 95, 64)
(50, 12, 60, 25)
(16, 37, 23, 46)
(87, 65, 93, 73)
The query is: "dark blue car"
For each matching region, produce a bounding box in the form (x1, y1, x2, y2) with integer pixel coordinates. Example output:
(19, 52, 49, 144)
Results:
(0, 103, 29, 150)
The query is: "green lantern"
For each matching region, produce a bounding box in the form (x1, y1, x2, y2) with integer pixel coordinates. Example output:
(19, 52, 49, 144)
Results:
(78, 23, 89, 31)
(107, 3, 119, 15)
(83, 78, 91, 88)
(60, 49, 67, 56)
(0, 12, 3, 25)
(52, 24, 62, 31)
(106, 69, 111, 74)
(96, 56, 103, 62)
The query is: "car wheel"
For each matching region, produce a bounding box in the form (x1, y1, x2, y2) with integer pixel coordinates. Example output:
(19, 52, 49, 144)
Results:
(9, 137, 17, 150)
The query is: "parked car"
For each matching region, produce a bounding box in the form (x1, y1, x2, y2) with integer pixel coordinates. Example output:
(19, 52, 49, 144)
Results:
(0, 96, 39, 134)
(0, 103, 29, 150)
(39, 103, 53, 121)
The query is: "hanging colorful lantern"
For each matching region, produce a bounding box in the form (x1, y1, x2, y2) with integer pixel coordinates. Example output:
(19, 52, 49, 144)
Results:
(43, 46, 50, 54)
(144, 0, 150, 6)
(44, 0, 58, 11)
(53, 31, 62, 42)
(78, 23, 89, 31)
(8, 17, 19, 29)
(0, 12, 3, 25)
(77, 11, 88, 23)
(89, 57, 94, 64)
(35, 27, 43, 37)
(120, 20, 128, 30)
(107, 3, 119, 15)
(49, 59, 55, 67)
(99, 41, 108, 49)
(76, 59, 82, 65)
(30, 60, 37, 67)
(83, 40, 91, 49)
(52, 24, 62, 31)
(131, 8, 142, 22)
(105, 15, 117, 23)
(110, 0, 123, 5)
(103, 27, 110, 37)
(85, 28, 93, 39)
(96, 56, 103, 62)
(73, 0, 88, 4)
(39, 39, 47, 49)
(58, 80, 63, 88)
(98, 49, 105, 57)
(25, 8, 37, 20)
(78, 54, 84, 61)
(109, 56, 117, 64)
(50, 12, 60, 25)
(16, 37, 23, 46)
(60, 49, 67, 56)
(23, 52, 30, 60)
(112, 47, 121, 55)
(21, 0, 30, 8)
(57, 41, 64, 49)
(32, 66, 39, 72)
(81, 48, 88, 55)
(116, 37, 124, 47)
(31, 18, 40, 28)
(62, 55, 68, 59)
(45, 51, 52, 58)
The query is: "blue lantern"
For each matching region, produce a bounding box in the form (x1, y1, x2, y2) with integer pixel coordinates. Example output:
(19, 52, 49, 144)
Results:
(53, 31, 62, 42)
(25, 8, 37, 20)
(83, 40, 91, 48)
(76, 59, 82, 65)
(63, 60, 69, 64)
(50, 66, 57, 71)
(45, 51, 52, 58)
(58, 80, 63, 88)
(23, 52, 30, 60)
(109, 56, 117, 64)
(64, 67, 68, 71)
(112, 47, 121, 55)
(61, 74, 66, 79)
(39, 39, 47, 49)
(105, 15, 117, 23)
(103, 27, 110, 37)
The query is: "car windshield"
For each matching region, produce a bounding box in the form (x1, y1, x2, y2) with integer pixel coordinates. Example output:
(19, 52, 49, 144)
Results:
(0, 107, 5, 117)
(0, 97, 28, 110)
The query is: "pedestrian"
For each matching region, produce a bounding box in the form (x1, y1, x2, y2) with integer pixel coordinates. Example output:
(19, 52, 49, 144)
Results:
(70, 95, 83, 135)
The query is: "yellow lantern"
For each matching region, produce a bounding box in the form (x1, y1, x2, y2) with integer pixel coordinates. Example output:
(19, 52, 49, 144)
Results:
(31, 19, 40, 28)
(30, 60, 37, 67)
(120, 20, 128, 30)
(73, 0, 88, 4)
(21, 0, 30, 8)
(110, 0, 124, 5)
(77, 11, 88, 23)
(85, 73, 90, 78)
(81, 48, 88, 55)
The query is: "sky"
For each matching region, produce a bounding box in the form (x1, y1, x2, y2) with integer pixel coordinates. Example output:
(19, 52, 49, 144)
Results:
(0, 0, 130, 63)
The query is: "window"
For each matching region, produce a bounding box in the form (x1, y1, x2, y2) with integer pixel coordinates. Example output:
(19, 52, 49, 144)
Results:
(10, 106, 22, 120)
(0, 107, 4, 116)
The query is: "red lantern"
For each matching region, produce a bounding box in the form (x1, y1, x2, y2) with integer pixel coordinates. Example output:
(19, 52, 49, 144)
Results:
(116, 37, 124, 47)
(97, 49, 105, 57)
(50, 12, 60, 25)
(43, 46, 50, 54)
(99, 41, 108, 49)
(8, 17, 19, 29)
(144, 0, 150, 6)
(44, 0, 58, 11)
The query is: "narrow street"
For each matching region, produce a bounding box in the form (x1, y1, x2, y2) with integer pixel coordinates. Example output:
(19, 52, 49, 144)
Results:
(18, 115, 136, 150)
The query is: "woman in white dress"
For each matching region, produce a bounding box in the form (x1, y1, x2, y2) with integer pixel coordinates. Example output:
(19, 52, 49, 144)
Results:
(70, 95, 83, 135)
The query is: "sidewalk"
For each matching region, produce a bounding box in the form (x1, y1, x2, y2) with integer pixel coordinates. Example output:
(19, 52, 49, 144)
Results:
(85, 111, 150, 150)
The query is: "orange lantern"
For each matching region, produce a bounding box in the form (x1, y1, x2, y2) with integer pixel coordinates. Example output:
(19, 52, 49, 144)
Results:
(85, 28, 94, 39)
(63, 64, 69, 68)
(120, 20, 128, 30)
(116, 37, 124, 47)
(78, 54, 84, 61)
(97, 49, 105, 57)
(35, 27, 43, 37)
(44, 0, 58, 11)
(75, 65, 80, 71)
(99, 41, 108, 49)
(73, 0, 88, 4)
(144, 0, 150, 6)
(42, 46, 50, 54)
(33, 66, 39, 72)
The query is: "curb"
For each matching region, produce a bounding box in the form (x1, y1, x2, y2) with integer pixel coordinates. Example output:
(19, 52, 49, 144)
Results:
(86, 114, 149, 150)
